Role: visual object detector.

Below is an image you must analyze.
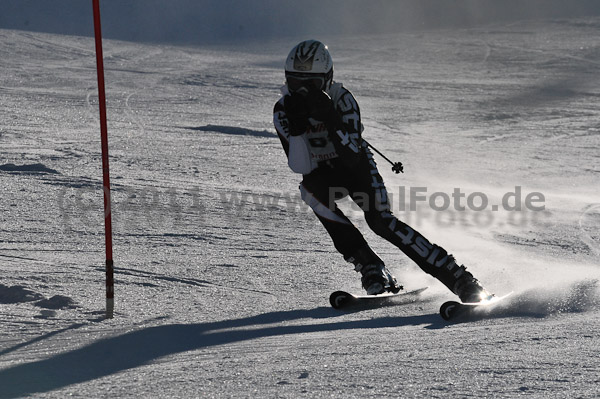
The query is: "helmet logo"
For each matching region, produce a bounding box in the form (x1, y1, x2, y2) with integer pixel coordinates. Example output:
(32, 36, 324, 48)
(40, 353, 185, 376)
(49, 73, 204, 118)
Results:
(293, 41, 320, 72)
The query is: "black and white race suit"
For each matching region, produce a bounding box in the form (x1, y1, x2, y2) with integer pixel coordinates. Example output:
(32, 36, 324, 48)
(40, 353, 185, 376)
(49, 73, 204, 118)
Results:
(274, 82, 468, 291)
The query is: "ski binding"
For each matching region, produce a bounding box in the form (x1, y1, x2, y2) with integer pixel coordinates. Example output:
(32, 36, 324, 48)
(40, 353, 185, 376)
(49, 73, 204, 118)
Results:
(329, 287, 428, 310)
(440, 292, 513, 321)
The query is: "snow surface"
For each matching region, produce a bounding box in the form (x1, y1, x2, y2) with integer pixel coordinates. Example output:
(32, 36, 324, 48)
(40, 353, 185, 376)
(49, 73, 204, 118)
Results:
(0, 17, 599, 398)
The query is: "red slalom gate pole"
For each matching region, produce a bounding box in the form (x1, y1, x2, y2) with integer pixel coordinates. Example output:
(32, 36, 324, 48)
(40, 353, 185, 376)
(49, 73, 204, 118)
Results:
(92, 0, 114, 319)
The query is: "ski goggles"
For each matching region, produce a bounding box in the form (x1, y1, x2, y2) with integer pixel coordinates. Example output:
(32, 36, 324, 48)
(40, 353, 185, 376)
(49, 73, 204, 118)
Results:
(286, 73, 325, 92)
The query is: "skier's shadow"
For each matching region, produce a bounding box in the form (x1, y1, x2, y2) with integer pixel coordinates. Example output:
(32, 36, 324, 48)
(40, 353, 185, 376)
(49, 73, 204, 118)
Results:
(0, 307, 443, 398)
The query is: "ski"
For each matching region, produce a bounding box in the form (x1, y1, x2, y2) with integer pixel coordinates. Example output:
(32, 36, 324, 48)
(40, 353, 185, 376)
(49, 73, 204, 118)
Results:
(440, 292, 513, 321)
(329, 287, 428, 310)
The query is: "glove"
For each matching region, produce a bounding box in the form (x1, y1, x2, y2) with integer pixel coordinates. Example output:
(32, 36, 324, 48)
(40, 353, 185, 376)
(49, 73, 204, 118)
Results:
(283, 92, 309, 136)
(305, 89, 336, 123)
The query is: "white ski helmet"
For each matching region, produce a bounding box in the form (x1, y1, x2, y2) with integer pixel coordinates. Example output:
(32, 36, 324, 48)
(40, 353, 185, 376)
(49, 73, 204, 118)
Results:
(285, 40, 333, 92)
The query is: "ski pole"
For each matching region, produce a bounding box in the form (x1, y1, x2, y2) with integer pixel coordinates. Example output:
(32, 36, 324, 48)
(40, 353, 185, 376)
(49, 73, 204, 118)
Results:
(363, 140, 404, 174)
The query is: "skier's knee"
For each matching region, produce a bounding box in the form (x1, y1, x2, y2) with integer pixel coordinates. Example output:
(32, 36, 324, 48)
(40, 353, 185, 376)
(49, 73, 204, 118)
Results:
(365, 213, 393, 239)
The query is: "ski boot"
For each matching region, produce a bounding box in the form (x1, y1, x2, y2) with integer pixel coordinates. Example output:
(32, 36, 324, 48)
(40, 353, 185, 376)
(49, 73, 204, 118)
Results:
(345, 247, 402, 295)
(358, 263, 402, 295)
(453, 272, 493, 303)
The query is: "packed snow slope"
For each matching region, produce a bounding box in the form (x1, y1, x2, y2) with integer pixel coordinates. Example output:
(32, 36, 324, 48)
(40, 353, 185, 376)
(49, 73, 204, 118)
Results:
(0, 18, 599, 398)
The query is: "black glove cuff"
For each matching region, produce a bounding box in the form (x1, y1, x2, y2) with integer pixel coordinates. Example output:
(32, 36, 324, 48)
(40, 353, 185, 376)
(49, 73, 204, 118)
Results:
(284, 93, 308, 119)
(288, 118, 308, 136)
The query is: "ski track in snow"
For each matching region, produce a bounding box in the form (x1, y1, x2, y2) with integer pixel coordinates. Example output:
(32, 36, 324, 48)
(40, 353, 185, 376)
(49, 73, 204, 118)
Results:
(0, 18, 599, 398)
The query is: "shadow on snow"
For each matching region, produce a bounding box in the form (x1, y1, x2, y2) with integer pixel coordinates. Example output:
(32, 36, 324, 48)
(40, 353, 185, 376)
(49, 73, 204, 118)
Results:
(184, 124, 276, 138)
(3, 280, 598, 396)
(0, 307, 442, 397)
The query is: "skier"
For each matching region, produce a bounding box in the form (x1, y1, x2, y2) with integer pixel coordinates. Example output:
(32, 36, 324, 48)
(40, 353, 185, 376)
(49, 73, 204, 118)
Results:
(273, 40, 491, 302)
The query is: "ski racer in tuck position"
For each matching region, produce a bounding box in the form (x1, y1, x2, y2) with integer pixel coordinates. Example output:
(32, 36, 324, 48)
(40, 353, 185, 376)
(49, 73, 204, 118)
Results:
(273, 39, 491, 303)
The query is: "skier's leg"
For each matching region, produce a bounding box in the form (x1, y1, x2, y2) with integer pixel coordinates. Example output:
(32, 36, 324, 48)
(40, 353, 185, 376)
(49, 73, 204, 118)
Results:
(300, 172, 399, 294)
(299, 180, 368, 257)
(350, 149, 490, 302)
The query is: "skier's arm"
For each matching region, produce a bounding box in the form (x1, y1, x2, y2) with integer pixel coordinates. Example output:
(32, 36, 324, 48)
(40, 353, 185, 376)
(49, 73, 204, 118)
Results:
(273, 99, 313, 174)
(305, 89, 362, 166)
(287, 135, 312, 174)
